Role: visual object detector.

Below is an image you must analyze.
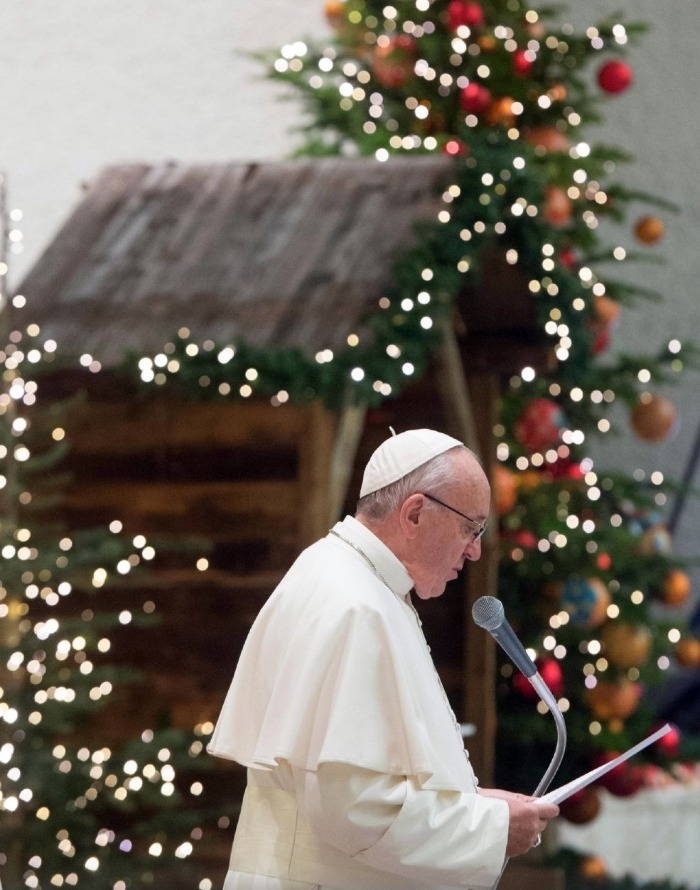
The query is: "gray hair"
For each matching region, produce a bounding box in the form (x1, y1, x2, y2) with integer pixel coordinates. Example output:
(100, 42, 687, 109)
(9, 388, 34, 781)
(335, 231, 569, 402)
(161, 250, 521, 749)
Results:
(356, 445, 470, 522)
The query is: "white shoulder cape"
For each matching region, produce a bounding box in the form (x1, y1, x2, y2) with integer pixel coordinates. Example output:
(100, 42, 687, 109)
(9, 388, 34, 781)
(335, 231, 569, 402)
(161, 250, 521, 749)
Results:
(208, 517, 477, 793)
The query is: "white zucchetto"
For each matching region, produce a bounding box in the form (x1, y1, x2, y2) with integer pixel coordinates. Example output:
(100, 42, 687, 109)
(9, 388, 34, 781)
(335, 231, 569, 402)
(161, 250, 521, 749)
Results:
(360, 428, 463, 498)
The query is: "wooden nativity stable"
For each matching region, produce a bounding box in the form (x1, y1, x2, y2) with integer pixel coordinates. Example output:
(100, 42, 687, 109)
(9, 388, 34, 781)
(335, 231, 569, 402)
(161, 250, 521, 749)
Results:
(18, 156, 556, 883)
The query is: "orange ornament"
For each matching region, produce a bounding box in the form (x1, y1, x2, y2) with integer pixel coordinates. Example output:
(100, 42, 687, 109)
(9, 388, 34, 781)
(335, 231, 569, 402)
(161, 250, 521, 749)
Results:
(523, 126, 570, 153)
(601, 621, 651, 669)
(544, 186, 572, 227)
(662, 569, 691, 607)
(493, 463, 517, 515)
(478, 35, 497, 51)
(635, 215, 665, 245)
(324, 0, 346, 25)
(485, 96, 516, 127)
(630, 394, 677, 442)
(586, 679, 642, 721)
(580, 856, 607, 879)
(675, 637, 700, 668)
(594, 294, 621, 325)
(547, 83, 568, 102)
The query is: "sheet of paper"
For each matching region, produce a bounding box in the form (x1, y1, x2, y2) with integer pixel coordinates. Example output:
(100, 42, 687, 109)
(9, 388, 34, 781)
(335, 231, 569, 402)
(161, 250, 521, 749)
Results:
(538, 723, 672, 805)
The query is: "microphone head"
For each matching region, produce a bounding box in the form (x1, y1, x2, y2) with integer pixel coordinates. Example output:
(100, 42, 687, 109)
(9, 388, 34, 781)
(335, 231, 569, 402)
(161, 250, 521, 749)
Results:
(472, 596, 504, 631)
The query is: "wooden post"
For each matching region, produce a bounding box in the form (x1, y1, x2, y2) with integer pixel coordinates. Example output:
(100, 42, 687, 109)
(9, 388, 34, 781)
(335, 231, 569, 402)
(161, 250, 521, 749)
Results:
(463, 373, 500, 787)
(298, 401, 337, 547)
(328, 403, 367, 525)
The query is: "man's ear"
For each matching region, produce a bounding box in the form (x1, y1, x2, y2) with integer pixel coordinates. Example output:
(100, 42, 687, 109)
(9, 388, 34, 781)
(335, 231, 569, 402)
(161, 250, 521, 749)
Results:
(399, 493, 425, 538)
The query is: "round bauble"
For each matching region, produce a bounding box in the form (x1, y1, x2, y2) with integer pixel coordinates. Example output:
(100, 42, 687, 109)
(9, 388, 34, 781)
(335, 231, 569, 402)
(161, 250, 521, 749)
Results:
(586, 679, 642, 722)
(593, 294, 621, 325)
(459, 82, 492, 116)
(592, 751, 645, 797)
(512, 49, 533, 77)
(561, 576, 610, 628)
(656, 723, 681, 759)
(601, 621, 651, 669)
(635, 215, 665, 245)
(580, 856, 608, 879)
(446, 0, 485, 31)
(662, 569, 691, 607)
(485, 96, 516, 127)
(675, 636, 700, 668)
(598, 59, 633, 94)
(591, 322, 611, 355)
(442, 138, 470, 157)
(544, 185, 573, 227)
(371, 35, 418, 89)
(559, 786, 602, 825)
(324, 0, 346, 27)
(523, 126, 570, 154)
(630, 394, 677, 442)
(638, 523, 672, 556)
(514, 398, 566, 452)
(512, 657, 563, 699)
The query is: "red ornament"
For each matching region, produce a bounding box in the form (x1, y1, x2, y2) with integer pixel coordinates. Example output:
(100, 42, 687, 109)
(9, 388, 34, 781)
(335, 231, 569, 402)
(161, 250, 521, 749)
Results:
(598, 59, 633, 94)
(513, 657, 563, 699)
(512, 49, 533, 77)
(656, 724, 681, 759)
(593, 752, 644, 797)
(514, 398, 566, 452)
(596, 552, 612, 571)
(371, 35, 418, 89)
(559, 246, 576, 269)
(591, 323, 611, 355)
(459, 82, 492, 116)
(560, 786, 602, 825)
(446, 0, 485, 32)
(442, 138, 470, 157)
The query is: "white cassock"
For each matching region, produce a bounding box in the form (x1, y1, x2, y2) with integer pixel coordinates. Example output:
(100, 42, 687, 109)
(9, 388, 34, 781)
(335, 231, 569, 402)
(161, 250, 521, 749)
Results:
(208, 515, 509, 890)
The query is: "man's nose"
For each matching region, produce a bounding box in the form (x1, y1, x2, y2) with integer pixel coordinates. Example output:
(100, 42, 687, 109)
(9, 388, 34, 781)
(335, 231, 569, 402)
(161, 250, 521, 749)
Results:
(464, 537, 482, 561)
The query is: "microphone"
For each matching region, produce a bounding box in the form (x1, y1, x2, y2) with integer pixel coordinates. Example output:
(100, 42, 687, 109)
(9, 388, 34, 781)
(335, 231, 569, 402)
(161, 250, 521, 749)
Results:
(472, 595, 562, 737)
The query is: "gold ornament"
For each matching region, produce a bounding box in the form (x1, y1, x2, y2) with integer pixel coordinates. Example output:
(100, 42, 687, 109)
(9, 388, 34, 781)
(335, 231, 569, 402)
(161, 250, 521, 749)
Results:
(634, 215, 665, 245)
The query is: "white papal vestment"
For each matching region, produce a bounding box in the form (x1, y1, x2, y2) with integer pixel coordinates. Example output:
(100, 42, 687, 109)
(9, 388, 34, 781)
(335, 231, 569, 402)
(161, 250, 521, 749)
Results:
(208, 516, 508, 889)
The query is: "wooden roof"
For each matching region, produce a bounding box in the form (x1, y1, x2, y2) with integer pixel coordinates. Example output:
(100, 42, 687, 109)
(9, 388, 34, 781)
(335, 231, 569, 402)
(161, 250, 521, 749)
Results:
(19, 157, 458, 367)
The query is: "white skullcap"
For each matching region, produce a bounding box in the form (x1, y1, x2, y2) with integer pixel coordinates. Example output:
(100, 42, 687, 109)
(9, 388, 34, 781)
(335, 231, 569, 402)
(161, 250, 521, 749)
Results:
(360, 428, 463, 498)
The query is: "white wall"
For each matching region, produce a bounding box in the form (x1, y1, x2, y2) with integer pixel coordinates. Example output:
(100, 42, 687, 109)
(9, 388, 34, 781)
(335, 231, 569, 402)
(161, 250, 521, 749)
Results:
(1, 0, 326, 281)
(3, 0, 700, 573)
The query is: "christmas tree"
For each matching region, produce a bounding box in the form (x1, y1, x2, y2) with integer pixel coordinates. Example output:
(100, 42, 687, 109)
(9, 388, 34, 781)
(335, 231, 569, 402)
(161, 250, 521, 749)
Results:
(0, 193, 228, 890)
(236, 0, 698, 808)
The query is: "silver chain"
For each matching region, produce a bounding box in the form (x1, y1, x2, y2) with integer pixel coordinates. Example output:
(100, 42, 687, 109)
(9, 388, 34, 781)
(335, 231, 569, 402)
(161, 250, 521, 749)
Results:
(329, 530, 466, 751)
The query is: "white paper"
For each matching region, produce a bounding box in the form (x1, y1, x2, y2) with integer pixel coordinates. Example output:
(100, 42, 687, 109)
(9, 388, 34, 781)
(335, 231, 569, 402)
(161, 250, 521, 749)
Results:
(538, 723, 672, 805)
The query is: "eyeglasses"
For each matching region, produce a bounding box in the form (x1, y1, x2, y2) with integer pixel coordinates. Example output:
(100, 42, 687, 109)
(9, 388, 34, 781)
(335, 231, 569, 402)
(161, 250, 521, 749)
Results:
(421, 492, 488, 543)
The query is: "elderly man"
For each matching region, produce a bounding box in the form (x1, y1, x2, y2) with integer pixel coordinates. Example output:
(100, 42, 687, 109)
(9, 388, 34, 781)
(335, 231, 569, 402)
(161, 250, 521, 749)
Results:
(209, 429, 558, 890)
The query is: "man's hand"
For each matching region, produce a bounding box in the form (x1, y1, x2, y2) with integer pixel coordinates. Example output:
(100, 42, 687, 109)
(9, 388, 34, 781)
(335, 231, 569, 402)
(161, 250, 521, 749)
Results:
(480, 788, 559, 857)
